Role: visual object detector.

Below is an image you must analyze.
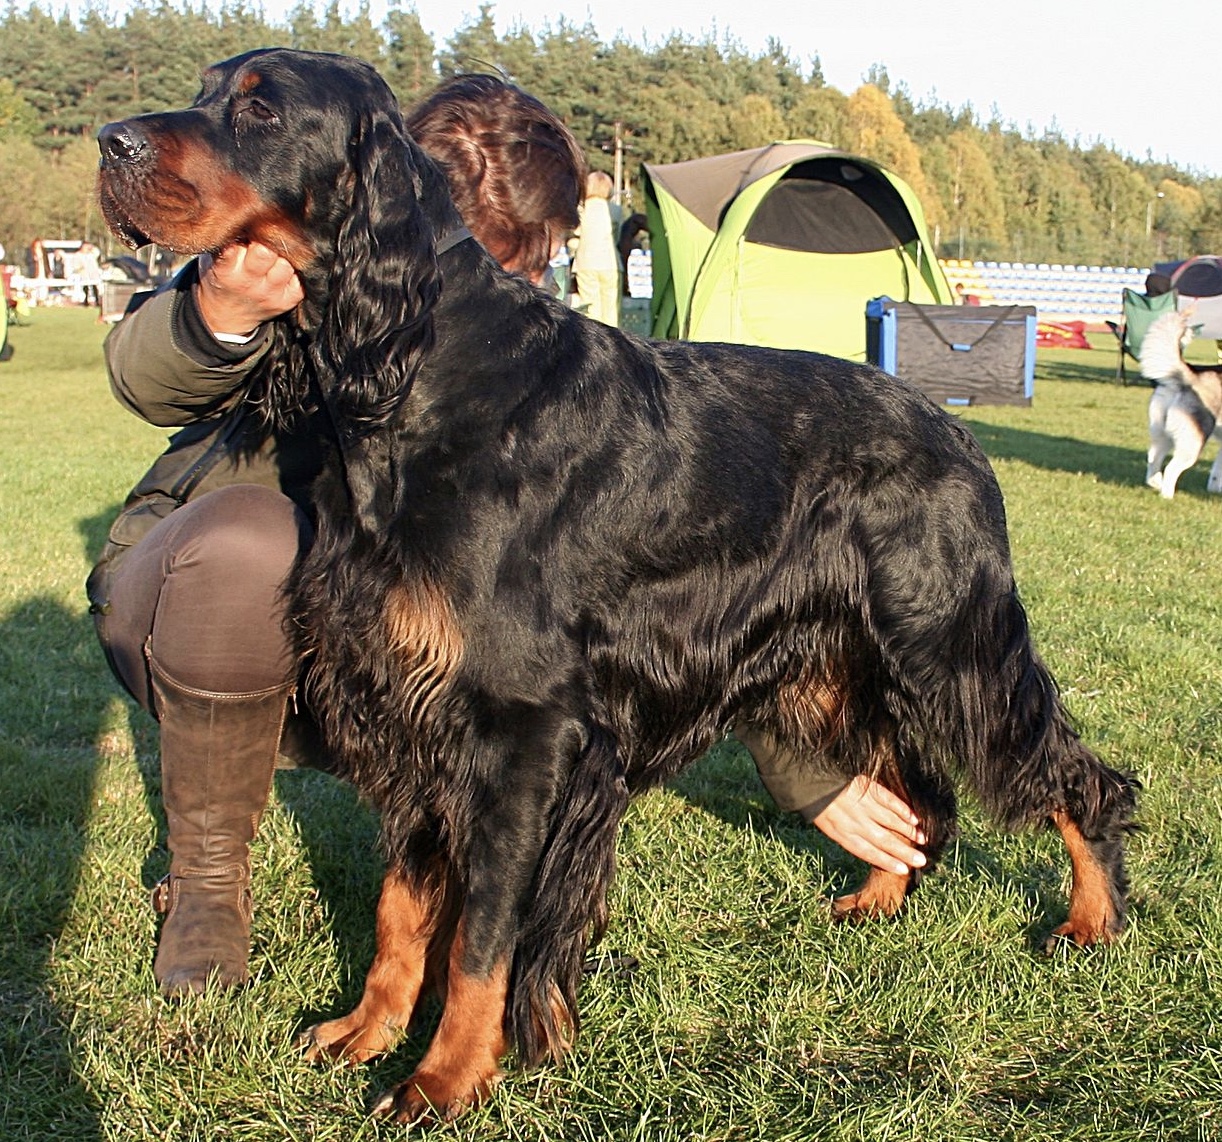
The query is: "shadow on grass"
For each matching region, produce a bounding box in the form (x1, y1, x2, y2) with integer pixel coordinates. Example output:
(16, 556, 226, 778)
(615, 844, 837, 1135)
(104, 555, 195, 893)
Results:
(273, 766, 385, 1020)
(1036, 343, 1130, 386)
(960, 418, 1149, 489)
(271, 769, 444, 1106)
(78, 506, 173, 893)
(0, 595, 105, 1139)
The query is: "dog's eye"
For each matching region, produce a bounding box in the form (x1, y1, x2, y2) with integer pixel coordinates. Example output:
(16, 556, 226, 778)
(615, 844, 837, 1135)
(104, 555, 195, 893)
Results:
(234, 100, 278, 128)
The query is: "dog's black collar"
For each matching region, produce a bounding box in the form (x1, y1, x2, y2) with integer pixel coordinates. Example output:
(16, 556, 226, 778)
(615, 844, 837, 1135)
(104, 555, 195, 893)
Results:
(435, 226, 473, 257)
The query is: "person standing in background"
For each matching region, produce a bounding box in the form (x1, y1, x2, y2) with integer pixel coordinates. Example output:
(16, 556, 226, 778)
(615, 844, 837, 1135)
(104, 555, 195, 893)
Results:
(572, 170, 621, 327)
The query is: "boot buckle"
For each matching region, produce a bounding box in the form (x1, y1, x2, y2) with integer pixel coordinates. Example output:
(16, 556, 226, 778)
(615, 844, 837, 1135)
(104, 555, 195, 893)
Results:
(150, 874, 172, 914)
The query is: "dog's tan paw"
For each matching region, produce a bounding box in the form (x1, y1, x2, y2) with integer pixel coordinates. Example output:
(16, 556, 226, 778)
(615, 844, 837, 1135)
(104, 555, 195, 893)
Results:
(831, 867, 910, 922)
(371, 1067, 500, 1126)
(1043, 916, 1122, 955)
(298, 1014, 400, 1065)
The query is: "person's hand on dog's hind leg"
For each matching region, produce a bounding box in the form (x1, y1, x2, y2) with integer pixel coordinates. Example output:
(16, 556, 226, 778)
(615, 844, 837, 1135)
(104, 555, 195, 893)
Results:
(813, 776, 927, 876)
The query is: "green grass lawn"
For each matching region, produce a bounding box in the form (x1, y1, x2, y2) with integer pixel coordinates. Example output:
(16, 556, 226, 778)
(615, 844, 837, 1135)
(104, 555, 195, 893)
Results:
(1, 309, 1220, 1140)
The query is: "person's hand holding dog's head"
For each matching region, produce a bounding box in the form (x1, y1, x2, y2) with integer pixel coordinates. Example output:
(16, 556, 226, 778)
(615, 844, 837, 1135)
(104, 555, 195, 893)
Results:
(196, 241, 304, 340)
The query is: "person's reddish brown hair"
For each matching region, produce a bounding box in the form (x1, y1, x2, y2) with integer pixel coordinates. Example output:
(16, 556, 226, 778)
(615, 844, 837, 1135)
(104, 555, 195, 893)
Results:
(406, 75, 586, 282)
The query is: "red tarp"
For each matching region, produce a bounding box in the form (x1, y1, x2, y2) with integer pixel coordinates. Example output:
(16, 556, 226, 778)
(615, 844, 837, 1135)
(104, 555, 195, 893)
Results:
(1036, 320, 1090, 349)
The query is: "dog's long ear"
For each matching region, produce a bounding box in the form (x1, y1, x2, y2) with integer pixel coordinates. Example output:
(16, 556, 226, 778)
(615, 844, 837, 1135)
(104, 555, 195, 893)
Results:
(316, 100, 440, 430)
(316, 99, 442, 533)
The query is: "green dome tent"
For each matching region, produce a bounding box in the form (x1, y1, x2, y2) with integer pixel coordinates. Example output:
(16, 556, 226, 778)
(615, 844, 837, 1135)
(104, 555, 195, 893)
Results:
(642, 141, 953, 362)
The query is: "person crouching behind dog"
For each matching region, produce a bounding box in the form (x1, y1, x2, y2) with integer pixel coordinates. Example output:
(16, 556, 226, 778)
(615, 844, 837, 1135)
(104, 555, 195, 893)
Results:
(89, 78, 590, 995)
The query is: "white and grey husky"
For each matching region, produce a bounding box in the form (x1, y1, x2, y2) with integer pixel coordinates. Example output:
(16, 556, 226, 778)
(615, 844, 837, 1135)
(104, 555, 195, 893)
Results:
(1142, 308, 1222, 499)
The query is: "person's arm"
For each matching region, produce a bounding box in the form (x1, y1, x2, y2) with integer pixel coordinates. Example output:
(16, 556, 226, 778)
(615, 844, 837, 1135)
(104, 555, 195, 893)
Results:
(104, 243, 304, 427)
(735, 725, 926, 875)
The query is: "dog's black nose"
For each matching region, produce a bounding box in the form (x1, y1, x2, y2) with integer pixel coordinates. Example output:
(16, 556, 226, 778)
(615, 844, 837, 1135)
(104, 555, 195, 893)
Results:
(98, 122, 149, 164)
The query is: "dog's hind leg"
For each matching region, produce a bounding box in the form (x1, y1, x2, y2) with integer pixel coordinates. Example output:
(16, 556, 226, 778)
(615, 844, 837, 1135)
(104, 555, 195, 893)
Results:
(1206, 446, 1222, 493)
(1158, 451, 1198, 498)
(830, 741, 958, 923)
(1046, 793, 1130, 951)
(1020, 720, 1136, 951)
(861, 498, 1136, 949)
(1146, 395, 1172, 490)
(301, 861, 450, 1064)
(947, 586, 1137, 949)
(1145, 437, 1169, 490)
(1159, 412, 1206, 498)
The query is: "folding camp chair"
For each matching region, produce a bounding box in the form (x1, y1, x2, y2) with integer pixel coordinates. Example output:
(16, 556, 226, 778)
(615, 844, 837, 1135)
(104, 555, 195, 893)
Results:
(1106, 287, 1177, 384)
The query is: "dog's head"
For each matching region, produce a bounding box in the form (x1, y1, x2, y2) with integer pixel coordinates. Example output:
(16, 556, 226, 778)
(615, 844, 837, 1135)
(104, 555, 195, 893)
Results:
(98, 49, 427, 277)
(97, 49, 452, 449)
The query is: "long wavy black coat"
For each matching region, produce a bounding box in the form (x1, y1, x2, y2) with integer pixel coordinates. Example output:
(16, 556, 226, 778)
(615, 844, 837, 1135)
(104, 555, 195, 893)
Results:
(97, 49, 1137, 1124)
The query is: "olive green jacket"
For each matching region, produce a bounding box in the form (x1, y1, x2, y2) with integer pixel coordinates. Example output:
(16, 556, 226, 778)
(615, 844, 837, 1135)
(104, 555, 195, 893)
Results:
(87, 265, 327, 614)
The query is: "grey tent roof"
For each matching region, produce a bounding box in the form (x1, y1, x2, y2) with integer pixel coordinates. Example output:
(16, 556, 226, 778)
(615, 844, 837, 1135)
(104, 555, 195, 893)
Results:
(1172, 255, 1222, 298)
(643, 142, 923, 253)
(643, 142, 837, 231)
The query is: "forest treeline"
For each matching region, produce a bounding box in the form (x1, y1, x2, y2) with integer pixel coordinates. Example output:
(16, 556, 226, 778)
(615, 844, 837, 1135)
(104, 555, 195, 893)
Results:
(2, 0, 1220, 269)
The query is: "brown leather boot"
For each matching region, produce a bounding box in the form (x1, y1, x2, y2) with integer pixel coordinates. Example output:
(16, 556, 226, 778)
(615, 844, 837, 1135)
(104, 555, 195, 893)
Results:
(147, 652, 292, 996)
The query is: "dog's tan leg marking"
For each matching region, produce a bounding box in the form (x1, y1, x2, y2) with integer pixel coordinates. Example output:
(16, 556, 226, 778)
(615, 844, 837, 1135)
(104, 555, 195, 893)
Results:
(384, 579, 464, 722)
(776, 665, 852, 754)
(1046, 810, 1119, 951)
(301, 866, 438, 1063)
(373, 922, 510, 1125)
(832, 866, 911, 921)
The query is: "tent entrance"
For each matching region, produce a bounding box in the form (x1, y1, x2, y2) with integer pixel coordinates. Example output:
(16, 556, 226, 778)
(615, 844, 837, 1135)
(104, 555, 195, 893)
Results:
(745, 160, 918, 254)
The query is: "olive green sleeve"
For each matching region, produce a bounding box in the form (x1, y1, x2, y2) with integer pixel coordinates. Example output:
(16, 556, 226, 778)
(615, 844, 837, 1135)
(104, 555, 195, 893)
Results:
(103, 262, 274, 428)
(733, 725, 849, 821)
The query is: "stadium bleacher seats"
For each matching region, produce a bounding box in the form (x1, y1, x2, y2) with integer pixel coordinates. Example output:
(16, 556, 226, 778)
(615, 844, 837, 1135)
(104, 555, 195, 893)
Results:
(597, 254, 1148, 326)
(939, 260, 1149, 322)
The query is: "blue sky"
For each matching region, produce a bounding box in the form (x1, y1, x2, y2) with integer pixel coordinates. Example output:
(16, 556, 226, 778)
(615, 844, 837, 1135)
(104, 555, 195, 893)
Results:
(63, 0, 1222, 176)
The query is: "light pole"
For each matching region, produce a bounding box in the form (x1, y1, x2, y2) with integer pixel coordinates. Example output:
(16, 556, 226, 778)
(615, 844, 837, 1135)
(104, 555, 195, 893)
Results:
(1145, 191, 1165, 238)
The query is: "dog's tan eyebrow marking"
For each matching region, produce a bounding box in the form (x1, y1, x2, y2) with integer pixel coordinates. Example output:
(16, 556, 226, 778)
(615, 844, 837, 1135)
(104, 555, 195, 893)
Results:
(236, 70, 263, 96)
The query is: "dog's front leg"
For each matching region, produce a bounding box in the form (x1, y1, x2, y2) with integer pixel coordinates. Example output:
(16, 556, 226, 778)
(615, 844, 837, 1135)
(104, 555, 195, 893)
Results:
(371, 718, 598, 1125)
(372, 914, 512, 1124)
(300, 861, 445, 1063)
(831, 755, 957, 922)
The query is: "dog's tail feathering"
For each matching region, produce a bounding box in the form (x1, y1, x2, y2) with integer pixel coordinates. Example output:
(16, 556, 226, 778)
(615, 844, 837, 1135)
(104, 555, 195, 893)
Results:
(931, 572, 1137, 948)
(964, 583, 1134, 838)
(882, 546, 1136, 855)
(1140, 310, 1195, 387)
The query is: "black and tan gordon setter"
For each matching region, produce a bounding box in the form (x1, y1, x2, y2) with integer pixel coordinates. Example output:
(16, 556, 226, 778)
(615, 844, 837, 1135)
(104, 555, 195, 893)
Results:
(97, 49, 1137, 1124)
